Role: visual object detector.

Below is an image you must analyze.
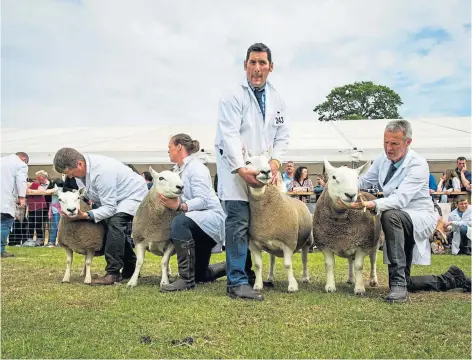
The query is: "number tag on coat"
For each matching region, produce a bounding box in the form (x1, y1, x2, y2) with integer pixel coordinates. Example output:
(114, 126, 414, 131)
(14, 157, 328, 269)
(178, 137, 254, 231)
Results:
(274, 111, 284, 126)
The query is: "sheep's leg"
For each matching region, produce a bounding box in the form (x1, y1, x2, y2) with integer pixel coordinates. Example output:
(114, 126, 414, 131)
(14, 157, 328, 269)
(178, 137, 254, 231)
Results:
(353, 250, 367, 295)
(322, 249, 336, 293)
(301, 244, 310, 283)
(167, 261, 172, 278)
(83, 251, 94, 284)
(62, 248, 73, 283)
(127, 242, 146, 288)
(369, 250, 378, 287)
(347, 258, 355, 284)
(160, 242, 174, 287)
(281, 244, 298, 292)
(267, 253, 276, 285)
(249, 242, 264, 291)
(80, 257, 86, 277)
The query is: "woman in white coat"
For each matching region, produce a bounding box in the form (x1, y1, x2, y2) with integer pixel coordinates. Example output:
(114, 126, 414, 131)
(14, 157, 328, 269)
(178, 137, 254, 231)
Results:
(159, 134, 226, 292)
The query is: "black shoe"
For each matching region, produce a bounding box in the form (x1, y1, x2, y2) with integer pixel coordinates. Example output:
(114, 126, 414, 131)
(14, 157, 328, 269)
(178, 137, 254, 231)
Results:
(207, 262, 226, 281)
(1, 252, 15, 258)
(227, 284, 263, 301)
(385, 285, 408, 303)
(447, 265, 471, 292)
(161, 239, 195, 292)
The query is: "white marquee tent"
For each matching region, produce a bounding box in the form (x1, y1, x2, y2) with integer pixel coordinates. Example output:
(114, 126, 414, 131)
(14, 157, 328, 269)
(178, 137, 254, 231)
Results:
(1, 117, 471, 166)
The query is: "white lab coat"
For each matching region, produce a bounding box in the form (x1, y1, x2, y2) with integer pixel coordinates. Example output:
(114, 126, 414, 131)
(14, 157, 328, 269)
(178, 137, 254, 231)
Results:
(448, 206, 472, 255)
(359, 149, 438, 265)
(174, 154, 226, 245)
(1, 154, 28, 217)
(75, 154, 148, 223)
(215, 79, 290, 201)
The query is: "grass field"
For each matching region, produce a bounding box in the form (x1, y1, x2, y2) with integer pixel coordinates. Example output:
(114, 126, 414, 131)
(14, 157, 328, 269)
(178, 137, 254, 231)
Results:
(1, 247, 471, 359)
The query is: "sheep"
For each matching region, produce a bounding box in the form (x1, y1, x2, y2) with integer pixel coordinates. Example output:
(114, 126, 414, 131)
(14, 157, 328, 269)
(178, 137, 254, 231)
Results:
(313, 160, 382, 295)
(244, 149, 313, 293)
(57, 188, 105, 284)
(126, 167, 184, 288)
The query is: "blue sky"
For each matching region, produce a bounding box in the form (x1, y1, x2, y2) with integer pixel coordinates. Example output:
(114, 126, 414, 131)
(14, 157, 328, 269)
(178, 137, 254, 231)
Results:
(1, 0, 470, 128)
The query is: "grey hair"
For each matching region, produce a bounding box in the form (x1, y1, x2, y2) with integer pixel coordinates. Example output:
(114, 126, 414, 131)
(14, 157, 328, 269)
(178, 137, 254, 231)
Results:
(53, 148, 85, 173)
(385, 120, 412, 140)
(35, 170, 49, 179)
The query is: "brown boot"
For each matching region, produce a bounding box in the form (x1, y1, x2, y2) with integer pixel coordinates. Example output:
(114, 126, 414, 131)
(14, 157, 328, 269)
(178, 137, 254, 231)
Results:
(91, 273, 122, 285)
(1, 252, 15, 258)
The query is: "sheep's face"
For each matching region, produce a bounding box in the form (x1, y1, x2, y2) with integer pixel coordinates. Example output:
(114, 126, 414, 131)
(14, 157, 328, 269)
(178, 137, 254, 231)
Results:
(243, 150, 272, 185)
(149, 168, 184, 198)
(58, 187, 86, 218)
(324, 159, 369, 207)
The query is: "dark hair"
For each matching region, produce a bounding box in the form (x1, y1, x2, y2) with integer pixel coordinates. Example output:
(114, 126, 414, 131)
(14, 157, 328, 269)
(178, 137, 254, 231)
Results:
(456, 195, 468, 203)
(246, 43, 272, 63)
(171, 133, 200, 154)
(16, 152, 29, 163)
(457, 156, 467, 162)
(54, 178, 64, 188)
(142, 171, 153, 182)
(294, 166, 308, 182)
(53, 148, 85, 173)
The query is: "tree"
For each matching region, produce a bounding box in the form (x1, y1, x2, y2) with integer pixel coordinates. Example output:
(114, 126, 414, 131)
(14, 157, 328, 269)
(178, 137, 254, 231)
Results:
(313, 81, 403, 121)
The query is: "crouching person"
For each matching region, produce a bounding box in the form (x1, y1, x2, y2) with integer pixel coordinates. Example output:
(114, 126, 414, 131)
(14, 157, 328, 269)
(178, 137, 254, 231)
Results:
(445, 196, 471, 256)
(356, 120, 470, 302)
(53, 148, 148, 285)
(160, 134, 226, 292)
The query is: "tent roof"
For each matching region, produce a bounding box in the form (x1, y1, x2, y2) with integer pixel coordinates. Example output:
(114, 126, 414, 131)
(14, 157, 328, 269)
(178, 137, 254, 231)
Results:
(1, 117, 470, 165)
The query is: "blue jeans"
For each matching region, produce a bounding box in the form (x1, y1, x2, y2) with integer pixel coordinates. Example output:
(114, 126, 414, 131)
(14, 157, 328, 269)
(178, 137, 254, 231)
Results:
(223, 200, 250, 287)
(1, 214, 15, 253)
(49, 212, 61, 244)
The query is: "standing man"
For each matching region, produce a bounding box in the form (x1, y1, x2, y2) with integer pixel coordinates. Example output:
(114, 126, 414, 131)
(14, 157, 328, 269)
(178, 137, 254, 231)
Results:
(215, 43, 290, 301)
(53, 148, 148, 284)
(1, 152, 29, 258)
(355, 120, 441, 302)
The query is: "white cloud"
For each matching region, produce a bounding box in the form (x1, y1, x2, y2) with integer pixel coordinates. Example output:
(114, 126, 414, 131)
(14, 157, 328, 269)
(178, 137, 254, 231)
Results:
(1, 0, 470, 129)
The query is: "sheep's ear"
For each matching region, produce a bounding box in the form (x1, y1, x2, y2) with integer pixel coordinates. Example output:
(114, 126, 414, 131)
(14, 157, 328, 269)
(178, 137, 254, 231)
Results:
(149, 166, 159, 180)
(323, 158, 335, 176)
(355, 161, 370, 176)
(78, 186, 86, 198)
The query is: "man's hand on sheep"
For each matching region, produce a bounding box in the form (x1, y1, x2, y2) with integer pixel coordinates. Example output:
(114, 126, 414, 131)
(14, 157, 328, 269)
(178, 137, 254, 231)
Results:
(63, 210, 89, 221)
(237, 168, 264, 188)
(340, 199, 376, 212)
(269, 160, 279, 185)
(158, 193, 180, 210)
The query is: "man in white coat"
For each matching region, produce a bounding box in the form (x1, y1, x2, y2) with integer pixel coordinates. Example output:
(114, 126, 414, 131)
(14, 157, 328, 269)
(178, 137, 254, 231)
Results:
(215, 43, 290, 301)
(357, 120, 470, 301)
(1, 152, 29, 258)
(53, 148, 148, 285)
(446, 196, 471, 255)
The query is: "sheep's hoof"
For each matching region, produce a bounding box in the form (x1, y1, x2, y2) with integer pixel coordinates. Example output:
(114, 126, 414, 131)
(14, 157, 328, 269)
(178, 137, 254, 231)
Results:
(302, 277, 310, 284)
(84, 279, 92, 285)
(325, 284, 336, 293)
(354, 287, 366, 296)
(126, 280, 137, 288)
(253, 283, 263, 291)
(369, 278, 378, 287)
(347, 278, 355, 285)
(62, 279, 70, 284)
(287, 284, 298, 293)
(263, 280, 275, 288)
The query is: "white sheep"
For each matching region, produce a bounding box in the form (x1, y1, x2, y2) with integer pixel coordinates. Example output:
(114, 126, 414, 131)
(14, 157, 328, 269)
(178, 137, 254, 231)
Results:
(244, 149, 313, 293)
(57, 188, 105, 284)
(126, 168, 183, 288)
(313, 160, 382, 295)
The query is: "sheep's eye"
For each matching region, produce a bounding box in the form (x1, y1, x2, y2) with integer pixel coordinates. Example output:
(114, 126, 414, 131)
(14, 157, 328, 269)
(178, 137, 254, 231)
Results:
(159, 177, 165, 181)
(332, 175, 336, 180)
(245, 161, 251, 165)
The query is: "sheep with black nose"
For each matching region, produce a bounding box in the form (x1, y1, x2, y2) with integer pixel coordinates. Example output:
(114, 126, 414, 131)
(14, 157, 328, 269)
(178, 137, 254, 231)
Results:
(126, 168, 184, 288)
(312, 160, 382, 295)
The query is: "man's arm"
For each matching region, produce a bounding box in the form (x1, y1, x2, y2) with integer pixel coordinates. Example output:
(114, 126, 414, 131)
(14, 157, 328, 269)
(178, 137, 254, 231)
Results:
(359, 157, 381, 190)
(218, 95, 245, 173)
(89, 173, 118, 222)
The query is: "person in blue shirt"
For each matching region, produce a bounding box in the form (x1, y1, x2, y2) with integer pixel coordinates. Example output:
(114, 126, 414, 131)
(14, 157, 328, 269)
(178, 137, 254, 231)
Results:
(281, 161, 295, 191)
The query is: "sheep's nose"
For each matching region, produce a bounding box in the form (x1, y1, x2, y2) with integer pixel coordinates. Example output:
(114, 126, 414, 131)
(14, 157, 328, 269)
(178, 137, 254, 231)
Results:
(176, 185, 184, 191)
(67, 207, 76, 213)
(260, 170, 270, 176)
(344, 193, 356, 200)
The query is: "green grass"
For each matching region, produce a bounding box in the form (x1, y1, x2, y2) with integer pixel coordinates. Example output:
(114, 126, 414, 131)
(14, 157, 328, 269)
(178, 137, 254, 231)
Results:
(1, 247, 471, 359)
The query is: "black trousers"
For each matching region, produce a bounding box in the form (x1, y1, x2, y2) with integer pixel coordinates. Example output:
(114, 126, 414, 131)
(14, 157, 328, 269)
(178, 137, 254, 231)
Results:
(383, 209, 457, 292)
(171, 214, 218, 282)
(103, 212, 137, 275)
(27, 209, 48, 240)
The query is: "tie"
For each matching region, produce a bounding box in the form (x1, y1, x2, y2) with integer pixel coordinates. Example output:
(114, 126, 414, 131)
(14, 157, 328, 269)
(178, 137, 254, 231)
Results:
(254, 89, 265, 120)
(383, 162, 397, 186)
